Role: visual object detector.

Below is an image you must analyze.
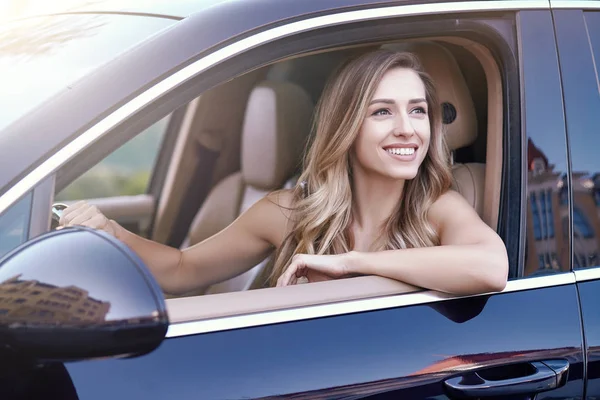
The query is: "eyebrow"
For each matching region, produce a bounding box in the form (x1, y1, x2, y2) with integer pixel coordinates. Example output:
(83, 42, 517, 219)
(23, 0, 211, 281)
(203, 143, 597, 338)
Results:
(369, 97, 427, 106)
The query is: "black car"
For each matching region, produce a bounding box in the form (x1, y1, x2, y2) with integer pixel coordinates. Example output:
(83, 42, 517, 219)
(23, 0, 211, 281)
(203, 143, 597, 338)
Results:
(1, 0, 600, 398)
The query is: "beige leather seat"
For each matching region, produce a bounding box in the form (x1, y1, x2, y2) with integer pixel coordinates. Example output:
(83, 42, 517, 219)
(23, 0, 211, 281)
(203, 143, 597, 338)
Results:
(385, 42, 485, 218)
(410, 42, 485, 217)
(181, 80, 314, 295)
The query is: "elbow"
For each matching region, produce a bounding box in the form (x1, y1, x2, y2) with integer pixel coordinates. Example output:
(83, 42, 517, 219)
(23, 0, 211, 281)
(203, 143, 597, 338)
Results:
(458, 248, 508, 296)
(486, 270, 508, 293)
(481, 250, 509, 293)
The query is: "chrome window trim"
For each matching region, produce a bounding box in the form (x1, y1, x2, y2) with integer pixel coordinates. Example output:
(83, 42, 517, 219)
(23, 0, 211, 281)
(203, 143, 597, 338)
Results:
(551, 1, 600, 10)
(574, 267, 600, 282)
(166, 272, 575, 337)
(0, 0, 547, 215)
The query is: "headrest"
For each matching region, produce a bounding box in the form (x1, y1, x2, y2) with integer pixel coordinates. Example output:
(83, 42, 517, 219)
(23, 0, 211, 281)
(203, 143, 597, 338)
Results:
(382, 42, 478, 150)
(242, 81, 314, 189)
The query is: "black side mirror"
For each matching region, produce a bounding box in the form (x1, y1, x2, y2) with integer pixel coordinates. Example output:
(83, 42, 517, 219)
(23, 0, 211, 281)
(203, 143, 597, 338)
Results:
(0, 227, 168, 363)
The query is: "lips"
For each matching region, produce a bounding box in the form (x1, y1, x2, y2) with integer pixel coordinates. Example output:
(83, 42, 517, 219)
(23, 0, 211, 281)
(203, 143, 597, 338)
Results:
(382, 143, 419, 150)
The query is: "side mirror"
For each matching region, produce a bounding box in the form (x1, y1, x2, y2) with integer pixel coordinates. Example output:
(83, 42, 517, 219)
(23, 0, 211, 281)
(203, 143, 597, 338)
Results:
(0, 227, 168, 363)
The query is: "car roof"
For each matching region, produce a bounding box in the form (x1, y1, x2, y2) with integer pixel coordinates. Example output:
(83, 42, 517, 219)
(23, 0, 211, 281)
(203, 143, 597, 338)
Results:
(65, 0, 229, 19)
(8, 0, 482, 22)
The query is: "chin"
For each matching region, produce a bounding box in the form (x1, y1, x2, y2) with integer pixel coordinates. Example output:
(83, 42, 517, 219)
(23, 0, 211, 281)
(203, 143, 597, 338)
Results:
(386, 167, 420, 181)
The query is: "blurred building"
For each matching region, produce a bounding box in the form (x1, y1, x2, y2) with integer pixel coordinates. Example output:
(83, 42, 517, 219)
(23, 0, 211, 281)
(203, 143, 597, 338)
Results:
(0, 274, 110, 324)
(525, 138, 600, 276)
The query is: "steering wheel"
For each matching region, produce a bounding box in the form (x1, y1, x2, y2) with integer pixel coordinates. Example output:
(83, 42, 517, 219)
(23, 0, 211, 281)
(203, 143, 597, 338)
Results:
(50, 203, 68, 230)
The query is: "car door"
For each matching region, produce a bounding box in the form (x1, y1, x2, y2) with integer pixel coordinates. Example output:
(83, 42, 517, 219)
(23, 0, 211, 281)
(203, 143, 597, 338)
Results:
(551, 2, 600, 398)
(0, 1, 587, 399)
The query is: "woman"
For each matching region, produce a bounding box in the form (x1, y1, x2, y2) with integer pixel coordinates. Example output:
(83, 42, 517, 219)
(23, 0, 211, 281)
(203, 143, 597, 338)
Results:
(59, 50, 508, 296)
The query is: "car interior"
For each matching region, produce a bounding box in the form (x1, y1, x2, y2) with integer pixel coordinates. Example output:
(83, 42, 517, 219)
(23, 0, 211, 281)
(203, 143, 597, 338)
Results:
(56, 36, 505, 322)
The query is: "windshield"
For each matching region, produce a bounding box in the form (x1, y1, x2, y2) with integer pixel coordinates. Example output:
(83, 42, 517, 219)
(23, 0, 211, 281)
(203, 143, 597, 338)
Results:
(0, 13, 177, 131)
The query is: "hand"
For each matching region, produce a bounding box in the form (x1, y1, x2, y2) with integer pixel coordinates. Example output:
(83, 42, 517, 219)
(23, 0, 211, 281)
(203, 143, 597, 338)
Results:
(276, 253, 355, 287)
(58, 201, 118, 237)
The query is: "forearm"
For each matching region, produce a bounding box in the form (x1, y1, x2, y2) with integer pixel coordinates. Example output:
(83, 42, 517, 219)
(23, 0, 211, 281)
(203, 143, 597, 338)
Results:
(111, 219, 274, 296)
(348, 244, 508, 296)
(111, 220, 187, 294)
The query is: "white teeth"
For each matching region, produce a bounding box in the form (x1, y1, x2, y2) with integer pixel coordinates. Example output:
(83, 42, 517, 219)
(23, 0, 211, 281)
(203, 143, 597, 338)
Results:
(386, 147, 415, 156)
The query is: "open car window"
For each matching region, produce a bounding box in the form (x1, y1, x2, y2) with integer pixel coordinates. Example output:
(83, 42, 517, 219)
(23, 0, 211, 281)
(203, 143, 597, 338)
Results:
(34, 3, 522, 331)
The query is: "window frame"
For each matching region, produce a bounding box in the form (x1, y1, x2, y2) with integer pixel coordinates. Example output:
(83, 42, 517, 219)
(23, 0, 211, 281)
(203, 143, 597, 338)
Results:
(0, 1, 550, 335)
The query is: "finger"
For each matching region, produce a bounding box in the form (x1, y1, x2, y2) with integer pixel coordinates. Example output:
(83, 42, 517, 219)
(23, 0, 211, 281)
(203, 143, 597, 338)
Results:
(66, 205, 99, 226)
(59, 201, 87, 225)
(278, 263, 297, 287)
(288, 260, 308, 286)
(80, 214, 109, 230)
(277, 266, 291, 287)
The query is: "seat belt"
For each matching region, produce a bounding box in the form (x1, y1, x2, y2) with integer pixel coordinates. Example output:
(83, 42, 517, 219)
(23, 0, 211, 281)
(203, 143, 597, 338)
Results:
(166, 140, 220, 248)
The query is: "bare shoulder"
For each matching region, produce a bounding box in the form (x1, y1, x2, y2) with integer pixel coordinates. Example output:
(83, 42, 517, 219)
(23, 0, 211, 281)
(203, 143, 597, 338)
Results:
(427, 190, 481, 231)
(428, 189, 500, 246)
(265, 188, 295, 210)
(248, 189, 296, 247)
(430, 189, 473, 211)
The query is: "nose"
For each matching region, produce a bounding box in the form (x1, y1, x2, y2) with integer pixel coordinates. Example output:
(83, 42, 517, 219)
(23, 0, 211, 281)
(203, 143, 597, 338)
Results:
(393, 112, 415, 137)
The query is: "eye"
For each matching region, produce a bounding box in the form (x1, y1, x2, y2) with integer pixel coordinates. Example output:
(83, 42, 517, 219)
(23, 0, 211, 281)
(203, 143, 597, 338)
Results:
(372, 108, 391, 116)
(410, 107, 427, 115)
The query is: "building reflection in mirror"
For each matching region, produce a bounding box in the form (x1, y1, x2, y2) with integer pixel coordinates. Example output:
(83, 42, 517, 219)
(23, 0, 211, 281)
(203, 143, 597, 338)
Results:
(0, 274, 110, 325)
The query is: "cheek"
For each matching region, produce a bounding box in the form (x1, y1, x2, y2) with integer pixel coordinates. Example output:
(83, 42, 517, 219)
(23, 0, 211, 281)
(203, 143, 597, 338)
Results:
(353, 125, 371, 155)
(418, 121, 432, 151)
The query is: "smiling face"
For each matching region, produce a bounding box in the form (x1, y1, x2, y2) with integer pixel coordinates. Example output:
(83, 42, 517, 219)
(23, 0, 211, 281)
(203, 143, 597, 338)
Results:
(351, 67, 431, 182)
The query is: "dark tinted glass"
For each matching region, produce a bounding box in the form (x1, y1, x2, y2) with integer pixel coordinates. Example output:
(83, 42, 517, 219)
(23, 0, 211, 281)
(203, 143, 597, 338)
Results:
(519, 12, 570, 277)
(0, 193, 32, 260)
(555, 11, 600, 270)
(0, 14, 176, 131)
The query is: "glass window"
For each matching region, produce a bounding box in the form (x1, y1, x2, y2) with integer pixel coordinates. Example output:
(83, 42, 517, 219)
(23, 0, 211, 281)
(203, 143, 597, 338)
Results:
(540, 190, 550, 238)
(555, 11, 600, 270)
(573, 207, 594, 239)
(521, 13, 570, 276)
(55, 116, 170, 201)
(0, 193, 32, 260)
(530, 192, 542, 240)
(0, 14, 176, 131)
(546, 189, 555, 238)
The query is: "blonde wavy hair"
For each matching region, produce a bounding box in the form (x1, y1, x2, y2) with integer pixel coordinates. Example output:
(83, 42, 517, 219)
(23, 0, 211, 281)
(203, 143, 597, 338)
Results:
(269, 49, 453, 286)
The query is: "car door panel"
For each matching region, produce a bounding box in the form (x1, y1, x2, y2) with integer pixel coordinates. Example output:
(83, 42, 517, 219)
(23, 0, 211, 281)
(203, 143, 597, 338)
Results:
(575, 278, 600, 399)
(65, 282, 584, 399)
(552, 5, 600, 399)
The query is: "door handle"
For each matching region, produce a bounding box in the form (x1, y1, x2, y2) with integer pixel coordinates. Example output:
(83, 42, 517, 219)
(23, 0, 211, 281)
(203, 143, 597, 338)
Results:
(444, 359, 569, 399)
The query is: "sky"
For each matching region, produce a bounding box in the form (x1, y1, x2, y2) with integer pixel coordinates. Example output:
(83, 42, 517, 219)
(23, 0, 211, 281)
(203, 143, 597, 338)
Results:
(0, 0, 163, 22)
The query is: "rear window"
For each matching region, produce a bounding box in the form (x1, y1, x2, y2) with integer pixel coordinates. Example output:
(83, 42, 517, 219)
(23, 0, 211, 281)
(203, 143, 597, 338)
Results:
(0, 13, 177, 131)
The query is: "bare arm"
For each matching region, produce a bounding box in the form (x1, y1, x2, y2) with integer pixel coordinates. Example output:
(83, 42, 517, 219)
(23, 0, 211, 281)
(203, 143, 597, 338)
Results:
(60, 191, 293, 295)
(347, 190, 508, 295)
(276, 190, 508, 295)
